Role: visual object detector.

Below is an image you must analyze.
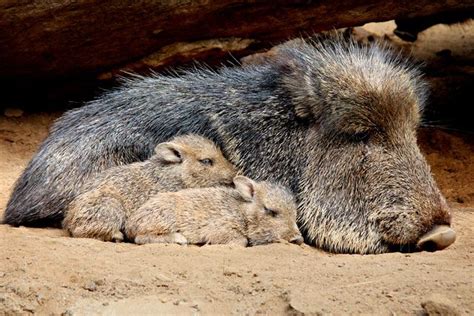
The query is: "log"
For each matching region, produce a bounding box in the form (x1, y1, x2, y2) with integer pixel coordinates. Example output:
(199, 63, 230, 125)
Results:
(1, 0, 472, 78)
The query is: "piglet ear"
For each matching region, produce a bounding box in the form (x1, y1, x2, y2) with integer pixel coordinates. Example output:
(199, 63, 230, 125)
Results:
(154, 142, 184, 163)
(233, 176, 256, 202)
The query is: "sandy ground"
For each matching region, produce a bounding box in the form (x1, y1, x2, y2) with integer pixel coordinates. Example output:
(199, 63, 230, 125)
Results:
(1, 20, 474, 315)
(0, 111, 473, 315)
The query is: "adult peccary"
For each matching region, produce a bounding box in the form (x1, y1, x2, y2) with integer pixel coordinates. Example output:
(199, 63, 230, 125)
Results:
(4, 36, 456, 254)
(126, 176, 303, 246)
(63, 134, 236, 242)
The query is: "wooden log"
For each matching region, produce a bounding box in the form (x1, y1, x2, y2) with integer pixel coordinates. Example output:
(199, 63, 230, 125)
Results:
(1, 1, 472, 78)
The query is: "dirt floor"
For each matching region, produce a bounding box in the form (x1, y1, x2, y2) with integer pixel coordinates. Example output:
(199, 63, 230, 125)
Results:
(1, 22, 474, 315)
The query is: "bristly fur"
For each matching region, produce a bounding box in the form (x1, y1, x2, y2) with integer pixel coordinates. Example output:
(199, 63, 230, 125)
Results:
(4, 35, 450, 254)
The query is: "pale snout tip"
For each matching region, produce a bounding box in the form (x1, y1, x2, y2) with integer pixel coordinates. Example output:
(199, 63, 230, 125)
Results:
(290, 236, 304, 245)
(417, 225, 456, 251)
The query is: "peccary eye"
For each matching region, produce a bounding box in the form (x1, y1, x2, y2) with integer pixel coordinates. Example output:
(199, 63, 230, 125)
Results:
(199, 158, 213, 166)
(350, 131, 370, 143)
(264, 207, 279, 217)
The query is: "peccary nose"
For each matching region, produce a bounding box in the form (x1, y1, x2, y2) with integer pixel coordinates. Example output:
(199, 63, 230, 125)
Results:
(290, 236, 304, 245)
(417, 225, 456, 251)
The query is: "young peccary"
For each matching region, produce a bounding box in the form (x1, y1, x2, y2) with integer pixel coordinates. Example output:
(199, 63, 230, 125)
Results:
(63, 134, 237, 242)
(5, 36, 455, 253)
(126, 176, 304, 246)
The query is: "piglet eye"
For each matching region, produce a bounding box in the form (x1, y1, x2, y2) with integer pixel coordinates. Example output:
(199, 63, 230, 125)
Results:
(199, 158, 213, 166)
(264, 207, 278, 217)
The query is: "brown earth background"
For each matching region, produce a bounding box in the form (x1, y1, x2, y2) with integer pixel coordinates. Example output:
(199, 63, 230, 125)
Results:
(0, 21, 473, 315)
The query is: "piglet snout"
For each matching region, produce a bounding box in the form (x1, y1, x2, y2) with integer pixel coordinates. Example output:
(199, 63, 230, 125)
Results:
(290, 236, 304, 245)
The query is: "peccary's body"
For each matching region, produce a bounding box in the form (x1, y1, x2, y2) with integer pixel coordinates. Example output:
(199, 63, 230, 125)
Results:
(63, 135, 236, 241)
(4, 36, 455, 253)
(126, 176, 303, 246)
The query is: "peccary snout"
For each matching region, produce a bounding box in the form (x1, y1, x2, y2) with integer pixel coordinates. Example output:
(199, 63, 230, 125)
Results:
(290, 235, 304, 245)
(417, 225, 456, 251)
(365, 141, 454, 252)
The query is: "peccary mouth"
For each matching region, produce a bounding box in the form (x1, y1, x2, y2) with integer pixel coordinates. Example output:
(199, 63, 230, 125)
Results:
(387, 225, 456, 253)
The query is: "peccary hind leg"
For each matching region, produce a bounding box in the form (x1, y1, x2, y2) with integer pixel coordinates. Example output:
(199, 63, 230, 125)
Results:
(64, 195, 126, 242)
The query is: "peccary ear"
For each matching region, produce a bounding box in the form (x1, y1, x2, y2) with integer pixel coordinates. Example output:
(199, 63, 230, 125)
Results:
(234, 176, 256, 202)
(278, 55, 323, 121)
(154, 143, 184, 163)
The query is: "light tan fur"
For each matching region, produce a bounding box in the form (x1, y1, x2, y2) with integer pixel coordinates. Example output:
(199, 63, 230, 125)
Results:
(63, 134, 237, 241)
(125, 176, 303, 246)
